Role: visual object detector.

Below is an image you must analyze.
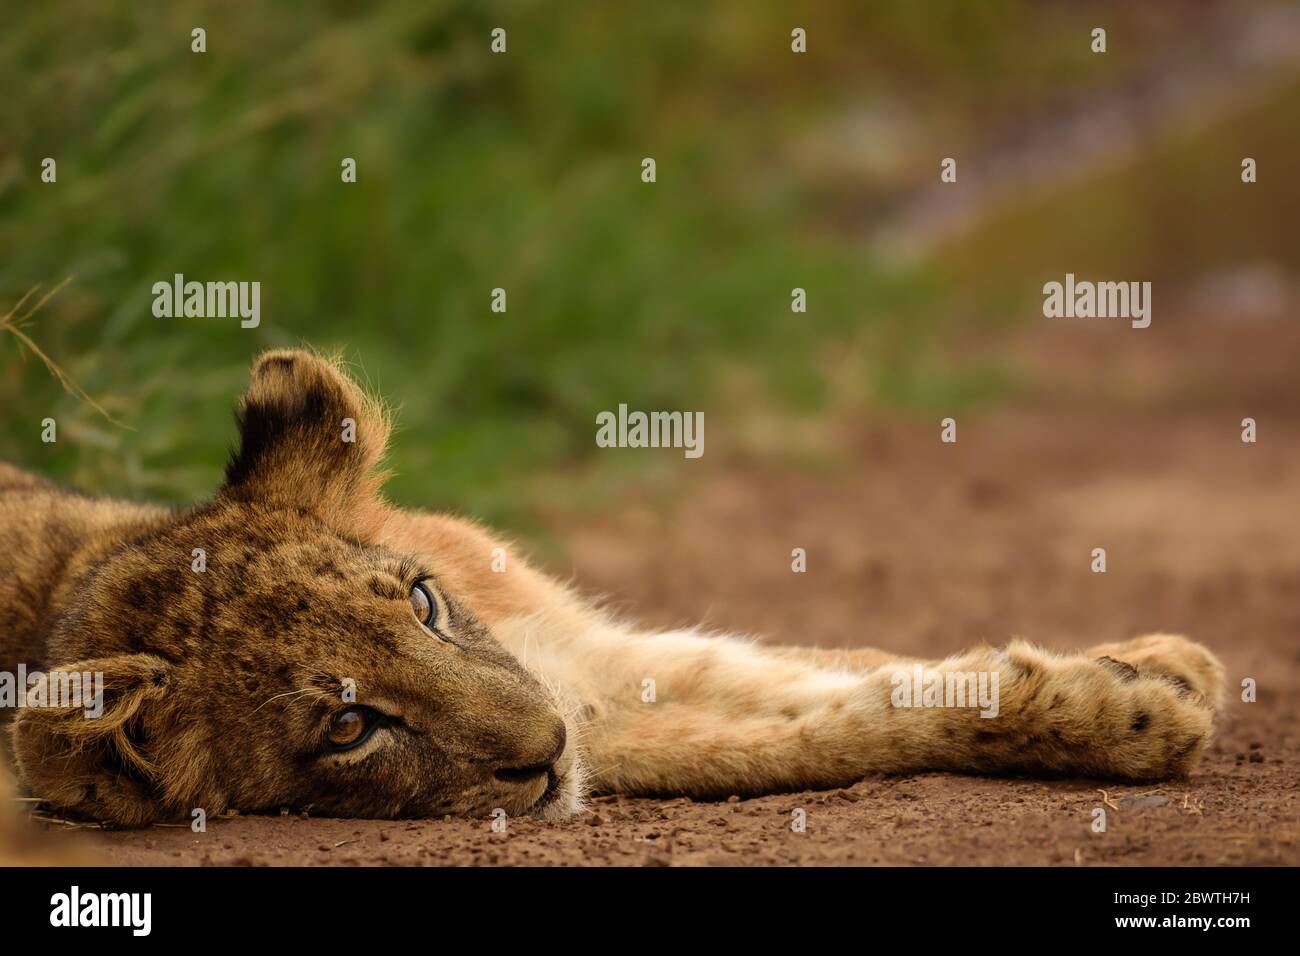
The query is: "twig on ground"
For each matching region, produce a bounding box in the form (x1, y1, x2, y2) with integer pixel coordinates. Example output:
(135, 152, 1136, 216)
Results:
(1182, 792, 1205, 815)
(27, 812, 103, 830)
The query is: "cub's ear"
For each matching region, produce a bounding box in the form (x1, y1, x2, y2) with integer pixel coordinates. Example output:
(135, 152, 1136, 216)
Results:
(221, 349, 390, 532)
(9, 654, 176, 827)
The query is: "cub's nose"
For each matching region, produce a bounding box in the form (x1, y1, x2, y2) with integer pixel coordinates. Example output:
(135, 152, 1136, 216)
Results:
(492, 723, 566, 784)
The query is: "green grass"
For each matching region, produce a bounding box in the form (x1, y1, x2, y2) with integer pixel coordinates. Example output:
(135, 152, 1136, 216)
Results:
(1, 2, 1290, 530)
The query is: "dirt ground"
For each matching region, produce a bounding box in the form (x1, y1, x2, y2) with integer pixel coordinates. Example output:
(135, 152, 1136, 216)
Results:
(43, 306, 1300, 865)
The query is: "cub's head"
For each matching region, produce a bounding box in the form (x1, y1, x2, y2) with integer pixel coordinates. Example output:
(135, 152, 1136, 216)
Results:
(11, 350, 582, 826)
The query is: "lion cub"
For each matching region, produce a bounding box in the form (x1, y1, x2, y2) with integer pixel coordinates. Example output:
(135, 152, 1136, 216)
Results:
(0, 350, 1224, 826)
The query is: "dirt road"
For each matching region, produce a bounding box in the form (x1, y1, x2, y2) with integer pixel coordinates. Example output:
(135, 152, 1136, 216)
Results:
(45, 307, 1300, 865)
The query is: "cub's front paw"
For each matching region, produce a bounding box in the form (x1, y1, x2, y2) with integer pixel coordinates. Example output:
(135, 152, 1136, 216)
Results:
(1031, 648, 1215, 781)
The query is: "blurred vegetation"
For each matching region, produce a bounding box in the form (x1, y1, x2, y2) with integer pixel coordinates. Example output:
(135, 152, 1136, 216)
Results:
(940, 76, 1300, 314)
(1, 1, 1295, 530)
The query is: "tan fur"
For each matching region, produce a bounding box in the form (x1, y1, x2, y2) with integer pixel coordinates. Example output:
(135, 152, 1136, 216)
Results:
(0, 351, 1225, 831)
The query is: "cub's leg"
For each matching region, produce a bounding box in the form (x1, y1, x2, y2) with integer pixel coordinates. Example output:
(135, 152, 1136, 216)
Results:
(767, 645, 909, 671)
(769, 633, 1225, 707)
(577, 630, 1222, 797)
(885, 638, 1222, 781)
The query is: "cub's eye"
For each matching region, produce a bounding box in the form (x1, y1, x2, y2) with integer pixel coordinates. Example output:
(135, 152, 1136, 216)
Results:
(326, 708, 377, 752)
(410, 581, 437, 628)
